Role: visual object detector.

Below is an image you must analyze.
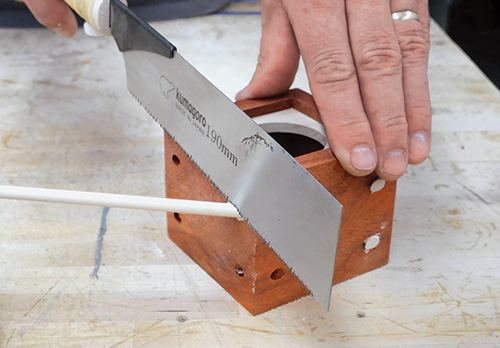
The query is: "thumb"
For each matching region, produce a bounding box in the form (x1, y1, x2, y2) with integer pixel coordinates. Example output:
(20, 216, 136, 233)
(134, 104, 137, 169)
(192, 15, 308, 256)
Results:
(236, 0, 299, 101)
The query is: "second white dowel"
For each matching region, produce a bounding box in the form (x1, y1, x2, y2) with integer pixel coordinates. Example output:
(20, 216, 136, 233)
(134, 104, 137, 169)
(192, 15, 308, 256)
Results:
(0, 185, 241, 219)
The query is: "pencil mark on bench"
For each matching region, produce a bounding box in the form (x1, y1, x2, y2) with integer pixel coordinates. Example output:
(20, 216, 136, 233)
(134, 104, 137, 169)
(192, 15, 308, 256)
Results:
(93, 207, 110, 280)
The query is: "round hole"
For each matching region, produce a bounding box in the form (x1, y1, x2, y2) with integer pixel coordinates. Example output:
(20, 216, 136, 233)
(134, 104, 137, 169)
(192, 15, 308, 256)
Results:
(269, 133, 324, 157)
(172, 154, 181, 166)
(173, 212, 182, 223)
(270, 268, 285, 280)
(235, 265, 244, 277)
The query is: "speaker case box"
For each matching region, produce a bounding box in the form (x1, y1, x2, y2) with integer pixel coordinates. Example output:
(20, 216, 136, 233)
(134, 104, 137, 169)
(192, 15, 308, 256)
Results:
(164, 89, 396, 315)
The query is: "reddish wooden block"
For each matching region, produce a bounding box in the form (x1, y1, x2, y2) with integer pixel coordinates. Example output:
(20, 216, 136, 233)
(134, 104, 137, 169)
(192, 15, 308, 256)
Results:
(164, 89, 396, 315)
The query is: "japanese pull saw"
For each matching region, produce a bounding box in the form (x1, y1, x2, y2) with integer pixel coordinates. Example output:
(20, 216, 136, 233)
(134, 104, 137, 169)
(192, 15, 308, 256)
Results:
(63, 0, 343, 310)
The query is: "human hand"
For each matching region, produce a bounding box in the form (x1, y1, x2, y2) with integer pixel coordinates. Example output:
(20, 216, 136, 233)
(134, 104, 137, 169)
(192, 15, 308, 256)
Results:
(236, 0, 432, 181)
(15, 0, 78, 37)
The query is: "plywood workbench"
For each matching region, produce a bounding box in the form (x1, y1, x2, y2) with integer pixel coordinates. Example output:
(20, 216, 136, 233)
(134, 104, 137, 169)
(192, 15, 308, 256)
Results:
(1, 3, 500, 347)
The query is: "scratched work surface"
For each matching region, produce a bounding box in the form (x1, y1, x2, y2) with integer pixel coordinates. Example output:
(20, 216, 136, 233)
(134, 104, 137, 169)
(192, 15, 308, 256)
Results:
(1, 3, 500, 347)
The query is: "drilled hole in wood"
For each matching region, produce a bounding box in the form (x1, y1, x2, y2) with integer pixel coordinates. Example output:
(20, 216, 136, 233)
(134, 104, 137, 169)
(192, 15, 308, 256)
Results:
(172, 154, 181, 166)
(270, 268, 285, 280)
(173, 212, 182, 223)
(235, 265, 244, 277)
(254, 109, 329, 156)
(269, 133, 324, 157)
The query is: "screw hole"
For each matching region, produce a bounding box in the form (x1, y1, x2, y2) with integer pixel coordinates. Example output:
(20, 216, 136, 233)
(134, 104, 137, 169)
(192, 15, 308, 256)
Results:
(173, 212, 182, 223)
(270, 268, 285, 280)
(172, 154, 181, 166)
(235, 264, 244, 277)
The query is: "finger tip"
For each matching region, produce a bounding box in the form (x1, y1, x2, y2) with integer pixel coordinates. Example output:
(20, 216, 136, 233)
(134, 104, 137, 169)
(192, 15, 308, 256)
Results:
(376, 170, 404, 182)
(408, 154, 428, 165)
(235, 89, 248, 102)
(346, 168, 376, 178)
(53, 21, 77, 38)
(333, 146, 377, 178)
(376, 165, 405, 181)
(409, 131, 431, 160)
(350, 146, 377, 172)
(54, 28, 75, 38)
(380, 150, 408, 179)
(339, 160, 376, 177)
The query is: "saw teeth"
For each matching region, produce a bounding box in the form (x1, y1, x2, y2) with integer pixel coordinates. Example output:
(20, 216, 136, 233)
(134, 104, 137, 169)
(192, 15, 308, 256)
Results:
(128, 89, 312, 297)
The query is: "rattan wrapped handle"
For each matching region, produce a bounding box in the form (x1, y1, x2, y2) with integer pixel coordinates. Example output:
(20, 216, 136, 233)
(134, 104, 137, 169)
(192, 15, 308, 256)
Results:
(64, 0, 117, 35)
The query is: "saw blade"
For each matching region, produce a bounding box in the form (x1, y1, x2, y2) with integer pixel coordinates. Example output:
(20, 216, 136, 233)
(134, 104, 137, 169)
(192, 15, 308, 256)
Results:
(110, 0, 343, 310)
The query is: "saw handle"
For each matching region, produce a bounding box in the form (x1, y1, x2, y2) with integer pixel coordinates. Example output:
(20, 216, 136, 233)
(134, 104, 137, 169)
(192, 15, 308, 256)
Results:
(64, 0, 120, 35)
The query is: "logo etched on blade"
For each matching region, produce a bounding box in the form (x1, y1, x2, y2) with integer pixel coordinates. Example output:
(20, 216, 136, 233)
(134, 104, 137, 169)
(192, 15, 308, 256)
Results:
(159, 75, 175, 99)
(239, 132, 275, 160)
(241, 132, 274, 151)
(159, 74, 239, 168)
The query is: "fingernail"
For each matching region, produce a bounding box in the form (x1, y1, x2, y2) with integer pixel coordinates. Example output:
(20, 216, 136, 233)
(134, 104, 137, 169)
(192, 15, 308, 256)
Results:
(383, 150, 407, 176)
(409, 132, 430, 158)
(351, 146, 376, 171)
(54, 26, 73, 38)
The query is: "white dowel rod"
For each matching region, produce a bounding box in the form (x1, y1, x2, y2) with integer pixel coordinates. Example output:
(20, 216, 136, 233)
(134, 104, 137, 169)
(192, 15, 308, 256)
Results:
(0, 185, 241, 219)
